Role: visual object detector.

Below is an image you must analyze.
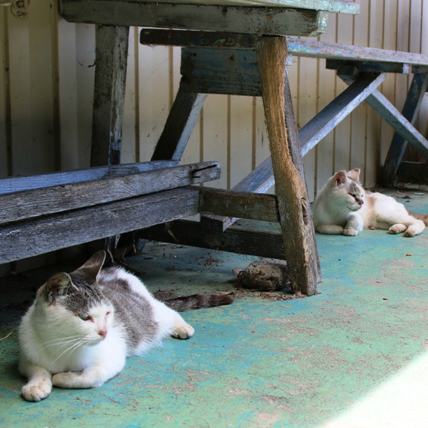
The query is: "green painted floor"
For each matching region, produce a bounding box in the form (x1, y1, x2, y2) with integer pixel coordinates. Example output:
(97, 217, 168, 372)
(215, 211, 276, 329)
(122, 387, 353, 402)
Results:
(1, 189, 428, 428)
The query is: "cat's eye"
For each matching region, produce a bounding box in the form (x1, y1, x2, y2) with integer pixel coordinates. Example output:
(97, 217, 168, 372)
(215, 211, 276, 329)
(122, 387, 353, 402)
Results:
(79, 314, 93, 322)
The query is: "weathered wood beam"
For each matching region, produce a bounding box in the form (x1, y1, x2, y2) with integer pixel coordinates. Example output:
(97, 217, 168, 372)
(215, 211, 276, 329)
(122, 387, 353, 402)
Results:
(381, 73, 428, 186)
(0, 162, 220, 225)
(199, 187, 279, 223)
(91, 25, 129, 166)
(151, 84, 206, 161)
(181, 48, 262, 97)
(0, 161, 178, 194)
(0, 187, 200, 264)
(60, 1, 328, 37)
(137, 220, 286, 260)
(300, 73, 386, 156)
(256, 36, 319, 295)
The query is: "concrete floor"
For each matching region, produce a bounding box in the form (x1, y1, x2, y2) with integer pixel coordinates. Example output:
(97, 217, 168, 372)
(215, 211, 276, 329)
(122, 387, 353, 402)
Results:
(1, 189, 428, 428)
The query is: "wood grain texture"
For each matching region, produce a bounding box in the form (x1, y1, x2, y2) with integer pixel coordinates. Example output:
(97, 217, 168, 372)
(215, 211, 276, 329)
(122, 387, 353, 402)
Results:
(199, 187, 279, 223)
(137, 220, 286, 260)
(0, 161, 178, 194)
(91, 25, 129, 166)
(256, 36, 319, 295)
(0, 187, 200, 264)
(60, 1, 328, 37)
(0, 161, 220, 225)
(181, 48, 262, 97)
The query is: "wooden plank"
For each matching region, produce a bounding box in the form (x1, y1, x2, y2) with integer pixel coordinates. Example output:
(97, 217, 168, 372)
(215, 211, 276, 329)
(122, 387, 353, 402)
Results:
(60, 1, 328, 38)
(137, 220, 286, 260)
(256, 36, 318, 295)
(286, 37, 428, 66)
(86, 0, 360, 14)
(0, 162, 220, 225)
(181, 48, 262, 97)
(381, 73, 428, 186)
(140, 29, 257, 49)
(300, 73, 387, 156)
(0, 160, 178, 194)
(199, 187, 279, 223)
(0, 187, 200, 264)
(151, 84, 206, 161)
(91, 25, 129, 166)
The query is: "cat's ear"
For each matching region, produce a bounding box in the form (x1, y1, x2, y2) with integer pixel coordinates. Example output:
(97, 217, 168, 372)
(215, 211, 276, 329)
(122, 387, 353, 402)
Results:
(347, 167, 361, 182)
(333, 170, 347, 186)
(43, 272, 73, 305)
(74, 250, 106, 283)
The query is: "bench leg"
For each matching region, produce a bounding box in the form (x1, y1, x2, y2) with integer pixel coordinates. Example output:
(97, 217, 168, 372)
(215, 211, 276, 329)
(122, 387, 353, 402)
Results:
(255, 36, 320, 295)
(382, 73, 428, 186)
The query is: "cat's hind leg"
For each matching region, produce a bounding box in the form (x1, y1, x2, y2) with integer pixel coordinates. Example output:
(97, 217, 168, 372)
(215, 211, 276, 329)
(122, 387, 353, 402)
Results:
(381, 208, 425, 237)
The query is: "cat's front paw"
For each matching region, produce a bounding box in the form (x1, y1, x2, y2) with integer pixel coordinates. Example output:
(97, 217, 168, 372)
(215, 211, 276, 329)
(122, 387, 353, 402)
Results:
(22, 380, 52, 402)
(343, 228, 359, 236)
(173, 322, 195, 340)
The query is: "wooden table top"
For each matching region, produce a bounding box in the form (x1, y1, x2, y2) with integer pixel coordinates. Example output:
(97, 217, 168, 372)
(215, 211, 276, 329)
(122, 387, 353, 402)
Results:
(60, 0, 359, 37)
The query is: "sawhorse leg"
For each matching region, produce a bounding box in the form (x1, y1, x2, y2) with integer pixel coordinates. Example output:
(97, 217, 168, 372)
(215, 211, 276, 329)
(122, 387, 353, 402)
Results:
(256, 36, 320, 295)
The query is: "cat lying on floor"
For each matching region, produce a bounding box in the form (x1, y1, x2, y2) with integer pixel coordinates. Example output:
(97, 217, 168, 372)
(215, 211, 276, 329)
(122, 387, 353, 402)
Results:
(19, 250, 232, 402)
(313, 168, 428, 237)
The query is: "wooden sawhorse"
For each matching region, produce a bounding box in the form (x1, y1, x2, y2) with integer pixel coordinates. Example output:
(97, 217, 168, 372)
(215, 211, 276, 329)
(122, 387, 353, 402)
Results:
(58, 0, 362, 296)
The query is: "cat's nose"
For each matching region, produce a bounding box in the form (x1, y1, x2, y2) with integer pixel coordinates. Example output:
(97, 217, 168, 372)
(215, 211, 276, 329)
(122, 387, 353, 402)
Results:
(98, 329, 108, 338)
(357, 199, 364, 206)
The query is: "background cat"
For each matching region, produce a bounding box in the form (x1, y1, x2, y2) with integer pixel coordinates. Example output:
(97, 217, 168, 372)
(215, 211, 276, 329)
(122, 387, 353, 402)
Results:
(313, 168, 428, 237)
(18, 250, 232, 402)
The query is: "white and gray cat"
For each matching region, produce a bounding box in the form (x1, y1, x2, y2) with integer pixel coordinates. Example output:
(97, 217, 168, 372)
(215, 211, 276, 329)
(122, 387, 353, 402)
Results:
(19, 250, 232, 402)
(314, 168, 428, 237)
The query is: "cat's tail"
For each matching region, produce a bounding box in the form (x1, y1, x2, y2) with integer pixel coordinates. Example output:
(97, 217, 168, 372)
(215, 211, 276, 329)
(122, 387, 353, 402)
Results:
(163, 293, 234, 312)
(410, 212, 428, 226)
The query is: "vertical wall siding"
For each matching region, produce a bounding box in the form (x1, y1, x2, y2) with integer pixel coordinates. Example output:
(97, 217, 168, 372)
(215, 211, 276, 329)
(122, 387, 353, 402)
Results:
(1, 0, 428, 272)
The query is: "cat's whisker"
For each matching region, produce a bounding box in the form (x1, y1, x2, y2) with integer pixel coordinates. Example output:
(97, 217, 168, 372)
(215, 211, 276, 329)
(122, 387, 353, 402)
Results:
(40, 335, 84, 351)
(50, 338, 90, 365)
